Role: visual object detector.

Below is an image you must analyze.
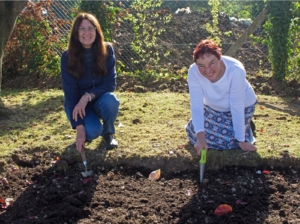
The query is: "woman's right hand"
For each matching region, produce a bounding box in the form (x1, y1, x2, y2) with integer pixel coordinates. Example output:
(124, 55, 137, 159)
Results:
(76, 125, 86, 152)
(72, 94, 90, 121)
(194, 132, 208, 155)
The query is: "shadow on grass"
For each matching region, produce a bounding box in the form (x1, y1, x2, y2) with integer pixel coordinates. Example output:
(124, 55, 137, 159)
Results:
(258, 97, 300, 117)
(0, 93, 66, 138)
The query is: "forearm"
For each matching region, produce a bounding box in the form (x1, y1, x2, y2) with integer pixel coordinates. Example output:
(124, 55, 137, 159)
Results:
(76, 124, 85, 132)
(196, 131, 206, 141)
(84, 92, 95, 102)
(231, 109, 246, 141)
(188, 68, 205, 133)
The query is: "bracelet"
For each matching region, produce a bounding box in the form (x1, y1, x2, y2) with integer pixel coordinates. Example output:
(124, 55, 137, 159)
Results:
(236, 139, 246, 143)
(85, 92, 91, 102)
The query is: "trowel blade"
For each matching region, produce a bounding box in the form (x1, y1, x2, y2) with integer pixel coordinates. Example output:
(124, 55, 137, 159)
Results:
(81, 162, 93, 177)
(200, 163, 205, 183)
(81, 170, 93, 177)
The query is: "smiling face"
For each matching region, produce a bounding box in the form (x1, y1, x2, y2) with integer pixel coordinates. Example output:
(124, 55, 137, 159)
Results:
(196, 54, 224, 83)
(78, 19, 96, 48)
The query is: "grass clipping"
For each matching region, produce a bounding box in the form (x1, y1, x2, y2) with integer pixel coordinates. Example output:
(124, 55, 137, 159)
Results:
(1, 90, 300, 173)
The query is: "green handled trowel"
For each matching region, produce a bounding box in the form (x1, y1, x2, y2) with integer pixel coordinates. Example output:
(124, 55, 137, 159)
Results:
(199, 148, 207, 183)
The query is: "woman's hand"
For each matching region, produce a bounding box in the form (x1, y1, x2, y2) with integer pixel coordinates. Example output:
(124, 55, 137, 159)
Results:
(76, 125, 86, 152)
(238, 142, 257, 152)
(194, 132, 208, 155)
(72, 94, 89, 121)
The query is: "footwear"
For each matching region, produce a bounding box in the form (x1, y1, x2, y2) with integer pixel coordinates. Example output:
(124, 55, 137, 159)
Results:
(250, 120, 256, 132)
(85, 139, 92, 144)
(103, 134, 118, 150)
(250, 120, 256, 137)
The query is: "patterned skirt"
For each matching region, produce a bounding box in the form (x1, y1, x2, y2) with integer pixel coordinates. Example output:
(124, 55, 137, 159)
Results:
(186, 103, 256, 150)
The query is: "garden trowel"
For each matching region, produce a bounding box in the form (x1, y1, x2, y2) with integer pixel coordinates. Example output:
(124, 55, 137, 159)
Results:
(199, 148, 207, 183)
(80, 149, 93, 177)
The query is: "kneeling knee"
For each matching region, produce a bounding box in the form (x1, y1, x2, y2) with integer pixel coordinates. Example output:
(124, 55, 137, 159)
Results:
(85, 127, 102, 140)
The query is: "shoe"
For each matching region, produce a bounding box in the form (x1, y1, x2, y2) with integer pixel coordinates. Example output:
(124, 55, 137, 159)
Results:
(103, 134, 118, 150)
(250, 120, 256, 137)
(85, 139, 92, 144)
(250, 120, 256, 132)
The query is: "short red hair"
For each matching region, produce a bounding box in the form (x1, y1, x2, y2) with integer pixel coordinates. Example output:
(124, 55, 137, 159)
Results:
(193, 39, 222, 62)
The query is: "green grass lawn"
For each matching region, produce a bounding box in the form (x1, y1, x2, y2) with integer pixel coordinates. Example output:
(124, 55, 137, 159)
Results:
(1, 89, 300, 173)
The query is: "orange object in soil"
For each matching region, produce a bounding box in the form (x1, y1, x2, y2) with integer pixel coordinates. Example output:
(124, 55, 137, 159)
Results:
(148, 169, 161, 181)
(214, 204, 233, 216)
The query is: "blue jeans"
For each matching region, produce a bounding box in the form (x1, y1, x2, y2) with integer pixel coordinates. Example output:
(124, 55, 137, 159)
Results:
(65, 92, 120, 141)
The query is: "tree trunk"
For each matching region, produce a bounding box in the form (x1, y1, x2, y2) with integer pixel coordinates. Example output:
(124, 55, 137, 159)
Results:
(0, 1, 26, 115)
(225, 8, 268, 57)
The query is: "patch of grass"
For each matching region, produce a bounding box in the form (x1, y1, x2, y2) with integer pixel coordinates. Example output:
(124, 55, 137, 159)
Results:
(254, 95, 300, 157)
(1, 89, 300, 173)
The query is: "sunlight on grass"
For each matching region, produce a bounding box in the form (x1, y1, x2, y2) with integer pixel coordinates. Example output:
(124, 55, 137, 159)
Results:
(254, 95, 300, 159)
(1, 89, 300, 171)
(116, 92, 190, 158)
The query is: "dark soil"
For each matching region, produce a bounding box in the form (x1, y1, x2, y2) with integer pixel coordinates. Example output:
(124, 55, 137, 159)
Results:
(1, 151, 300, 224)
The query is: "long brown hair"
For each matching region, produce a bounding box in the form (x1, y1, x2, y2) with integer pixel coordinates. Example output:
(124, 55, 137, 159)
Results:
(193, 39, 222, 62)
(67, 13, 109, 78)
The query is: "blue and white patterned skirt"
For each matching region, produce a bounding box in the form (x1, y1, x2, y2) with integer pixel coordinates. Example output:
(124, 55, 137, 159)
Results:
(186, 103, 256, 150)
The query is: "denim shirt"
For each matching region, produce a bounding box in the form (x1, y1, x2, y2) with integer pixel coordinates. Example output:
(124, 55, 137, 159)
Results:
(61, 44, 117, 129)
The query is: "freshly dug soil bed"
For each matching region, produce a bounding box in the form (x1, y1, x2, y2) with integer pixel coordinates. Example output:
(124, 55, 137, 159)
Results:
(1, 152, 300, 224)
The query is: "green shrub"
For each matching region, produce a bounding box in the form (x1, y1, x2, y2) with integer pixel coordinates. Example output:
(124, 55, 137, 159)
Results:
(79, 1, 121, 41)
(265, 1, 293, 81)
(3, 0, 69, 81)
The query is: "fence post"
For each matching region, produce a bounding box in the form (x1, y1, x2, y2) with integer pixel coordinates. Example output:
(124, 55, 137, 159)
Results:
(225, 8, 268, 57)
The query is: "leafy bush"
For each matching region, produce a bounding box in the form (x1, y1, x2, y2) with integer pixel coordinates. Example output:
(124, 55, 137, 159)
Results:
(287, 2, 300, 81)
(3, 0, 69, 81)
(79, 1, 121, 41)
(251, 1, 300, 81)
(125, 0, 172, 70)
(206, 0, 221, 45)
(265, 1, 293, 81)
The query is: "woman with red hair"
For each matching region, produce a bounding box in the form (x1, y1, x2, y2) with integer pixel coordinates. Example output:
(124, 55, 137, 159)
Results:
(186, 39, 257, 154)
(61, 13, 119, 152)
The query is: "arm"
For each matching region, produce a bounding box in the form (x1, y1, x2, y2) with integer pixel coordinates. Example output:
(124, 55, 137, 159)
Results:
(188, 65, 205, 134)
(229, 68, 247, 141)
(61, 51, 84, 129)
(188, 65, 208, 153)
(88, 45, 117, 100)
(229, 68, 257, 151)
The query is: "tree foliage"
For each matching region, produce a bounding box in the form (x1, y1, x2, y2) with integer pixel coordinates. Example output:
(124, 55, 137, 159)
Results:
(219, 0, 264, 19)
(287, 2, 300, 81)
(3, 0, 70, 82)
(79, 1, 121, 41)
(206, 0, 221, 45)
(265, 0, 293, 81)
(2, 0, 300, 86)
(125, 0, 172, 70)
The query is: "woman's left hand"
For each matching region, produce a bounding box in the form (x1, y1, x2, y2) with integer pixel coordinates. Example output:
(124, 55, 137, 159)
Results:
(238, 142, 257, 152)
(72, 95, 89, 121)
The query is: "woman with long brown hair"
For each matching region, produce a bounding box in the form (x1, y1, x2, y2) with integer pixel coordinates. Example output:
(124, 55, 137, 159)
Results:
(61, 13, 119, 152)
